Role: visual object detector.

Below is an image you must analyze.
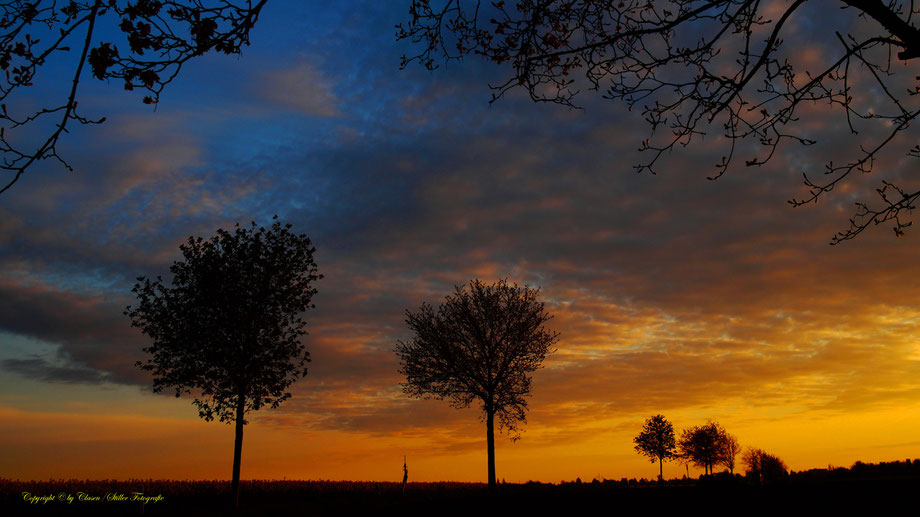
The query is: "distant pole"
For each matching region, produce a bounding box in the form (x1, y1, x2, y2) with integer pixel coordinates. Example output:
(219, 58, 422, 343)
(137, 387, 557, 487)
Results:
(402, 456, 408, 493)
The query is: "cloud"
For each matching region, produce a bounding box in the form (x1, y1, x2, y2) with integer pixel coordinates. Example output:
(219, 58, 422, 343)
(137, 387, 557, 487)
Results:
(0, 278, 147, 386)
(256, 63, 340, 117)
(0, 357, 112, 385)
(6, 104, 920, 444)
(228, 110, 920, 438)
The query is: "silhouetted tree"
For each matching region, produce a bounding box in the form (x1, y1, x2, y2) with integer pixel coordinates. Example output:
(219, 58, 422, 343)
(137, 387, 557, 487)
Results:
(678, 421, 728, 476)
(633, 414, 677, 485)
(398, 1, 920, 242)
(126, 216, 321, 508)
(743, 448, 789, 484)
(721, 432, 741, 474)
(0, 0, 267, 194)
(396, 279, 559, 489)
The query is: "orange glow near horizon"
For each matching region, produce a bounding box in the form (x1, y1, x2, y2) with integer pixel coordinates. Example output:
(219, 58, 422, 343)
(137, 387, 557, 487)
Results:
(3, 399, 920, 483)
(5, 226, 920, 483)
(5, 250, 920, 482)
(4, 283, 920, 484)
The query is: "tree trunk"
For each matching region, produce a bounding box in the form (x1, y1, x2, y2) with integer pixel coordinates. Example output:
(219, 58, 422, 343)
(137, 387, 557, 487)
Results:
(658, 457, 663, 486)
(231, 394, 245, 508)
(486, 408, 496, 489)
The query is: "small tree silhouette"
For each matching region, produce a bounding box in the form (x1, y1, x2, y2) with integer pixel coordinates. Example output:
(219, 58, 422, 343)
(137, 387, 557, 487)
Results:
(743, 448, 789, 485)
(396, 279, 559, 489)
(678, 421, 730, 476)
(722, 432, 742, 474)
(126, 216, 321, 508)
(633, 414, 677, 485)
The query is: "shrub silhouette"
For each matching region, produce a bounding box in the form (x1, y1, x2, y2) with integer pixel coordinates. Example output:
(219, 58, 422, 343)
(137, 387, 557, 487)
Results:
(743, 448, 789, 485)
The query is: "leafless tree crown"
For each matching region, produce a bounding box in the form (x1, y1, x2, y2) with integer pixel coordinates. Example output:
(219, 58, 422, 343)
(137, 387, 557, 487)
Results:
(396, 278, 559, 435)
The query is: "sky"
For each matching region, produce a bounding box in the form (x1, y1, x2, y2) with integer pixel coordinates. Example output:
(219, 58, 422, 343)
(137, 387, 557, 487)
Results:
(2, 0, 920, 483)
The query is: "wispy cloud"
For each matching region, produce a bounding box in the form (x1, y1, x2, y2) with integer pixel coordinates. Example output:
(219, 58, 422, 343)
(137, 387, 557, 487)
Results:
(256, 63, 340, 117)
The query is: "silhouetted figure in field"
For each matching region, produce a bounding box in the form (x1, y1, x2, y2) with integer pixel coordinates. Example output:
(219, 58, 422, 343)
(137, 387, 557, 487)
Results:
(402, 456, 408, 493)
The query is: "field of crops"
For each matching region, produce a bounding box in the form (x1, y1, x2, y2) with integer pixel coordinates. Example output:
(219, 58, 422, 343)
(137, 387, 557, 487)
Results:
(3, 474, 915, 516)
(4, 478, 496, 516)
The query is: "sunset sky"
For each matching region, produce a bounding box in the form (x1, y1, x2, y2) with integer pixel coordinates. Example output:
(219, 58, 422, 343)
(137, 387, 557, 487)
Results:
(2, 0, 920, 484)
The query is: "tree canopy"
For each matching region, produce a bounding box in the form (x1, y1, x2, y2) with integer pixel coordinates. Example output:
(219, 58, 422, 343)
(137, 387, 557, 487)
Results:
(722, 431, 742, 474)
(0, 0, 266, 194)
(633, 414, 677, 484)
(126, 216, 321, 507)
(398, 0, 920, 242)
(677, 421, 731, 475)
(743, 447, 789, 484)
(396, 278, 559, 488)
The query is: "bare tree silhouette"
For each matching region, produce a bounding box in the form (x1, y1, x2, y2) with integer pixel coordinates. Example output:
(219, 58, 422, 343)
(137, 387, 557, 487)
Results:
(722, 432, 742, 474)
(396, 279, 559, 489)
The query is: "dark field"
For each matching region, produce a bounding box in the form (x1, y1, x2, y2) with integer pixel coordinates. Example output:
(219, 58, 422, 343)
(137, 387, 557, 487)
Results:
(4, 462, 919, 516)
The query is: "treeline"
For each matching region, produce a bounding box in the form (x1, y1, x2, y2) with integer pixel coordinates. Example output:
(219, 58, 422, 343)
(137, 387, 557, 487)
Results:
(631, 415, 920, 488)
(632, 414, 786, 485)
(551, 458, 920, 486)
(793, 458, 920, 482)
(535, 458, 920, 490)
